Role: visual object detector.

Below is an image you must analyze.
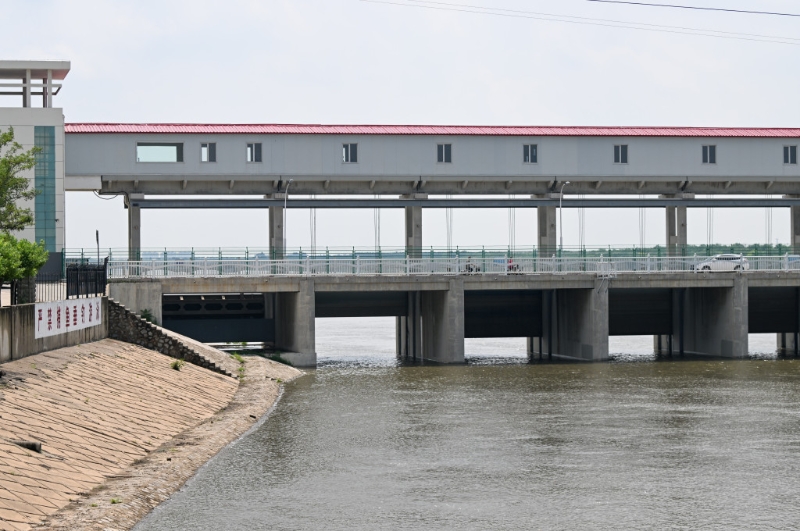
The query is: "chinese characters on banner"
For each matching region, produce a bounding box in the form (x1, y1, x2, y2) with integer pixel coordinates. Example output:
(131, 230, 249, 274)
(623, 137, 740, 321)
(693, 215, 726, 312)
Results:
(34, 297, 103, 339)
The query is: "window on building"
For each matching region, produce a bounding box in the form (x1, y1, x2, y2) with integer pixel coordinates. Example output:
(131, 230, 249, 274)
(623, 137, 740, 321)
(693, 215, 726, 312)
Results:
(523, 144, 538, 164)
(614, 144, 628, 164)
(246, 143, 262, 163)
(702, 145, 716, 164)
(437, 143, 452, 163)
(136, 142, 184, 162)
(785, 145, 798, 165)
(342, 143, 358, 163)
(200, 142, 216, 162)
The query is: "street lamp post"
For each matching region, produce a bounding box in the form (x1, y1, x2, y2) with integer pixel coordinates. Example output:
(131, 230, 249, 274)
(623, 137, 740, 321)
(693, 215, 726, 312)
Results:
(284, 179, 294, 255)
(559, 181, 571, 253)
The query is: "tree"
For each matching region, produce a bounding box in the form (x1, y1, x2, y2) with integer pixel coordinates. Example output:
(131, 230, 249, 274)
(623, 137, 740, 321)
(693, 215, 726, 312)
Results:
(0, 127, 40, 232)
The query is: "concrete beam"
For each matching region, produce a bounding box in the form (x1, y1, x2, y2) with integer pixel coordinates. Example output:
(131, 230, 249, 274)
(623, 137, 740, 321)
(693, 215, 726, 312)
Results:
(275, 279, 316, 367)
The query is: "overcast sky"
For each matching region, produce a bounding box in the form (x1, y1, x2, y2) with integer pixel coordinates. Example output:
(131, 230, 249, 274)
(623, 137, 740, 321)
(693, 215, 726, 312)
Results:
(5, 0, 800, 252)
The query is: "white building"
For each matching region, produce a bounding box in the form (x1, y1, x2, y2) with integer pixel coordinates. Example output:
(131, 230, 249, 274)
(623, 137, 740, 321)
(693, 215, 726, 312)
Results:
(0, 60, 69, 255)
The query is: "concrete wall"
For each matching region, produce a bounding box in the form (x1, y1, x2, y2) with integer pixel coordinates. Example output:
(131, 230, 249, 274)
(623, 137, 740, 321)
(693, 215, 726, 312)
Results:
(109, 280, 163, 324)
(0, 298, 107, 363)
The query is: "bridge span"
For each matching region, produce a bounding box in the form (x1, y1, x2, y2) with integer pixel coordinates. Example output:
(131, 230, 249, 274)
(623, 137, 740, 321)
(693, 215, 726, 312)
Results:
(108, 262, 800, 367)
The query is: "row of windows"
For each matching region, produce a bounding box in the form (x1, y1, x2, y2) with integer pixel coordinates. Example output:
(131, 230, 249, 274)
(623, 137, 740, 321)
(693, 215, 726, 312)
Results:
(136, 141, 800, 166)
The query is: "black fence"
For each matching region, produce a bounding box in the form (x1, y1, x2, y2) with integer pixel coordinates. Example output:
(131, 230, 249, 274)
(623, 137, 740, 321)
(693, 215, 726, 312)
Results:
(1, 258, 108, 307)
(66, 258, 108, 299)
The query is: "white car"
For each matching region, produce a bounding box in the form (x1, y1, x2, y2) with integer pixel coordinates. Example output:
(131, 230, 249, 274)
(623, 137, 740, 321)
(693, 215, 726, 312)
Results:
(695, 254, 750, 271)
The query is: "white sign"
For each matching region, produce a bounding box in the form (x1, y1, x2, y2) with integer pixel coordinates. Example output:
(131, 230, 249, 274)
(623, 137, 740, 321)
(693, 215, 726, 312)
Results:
(34, 297, 103, 339)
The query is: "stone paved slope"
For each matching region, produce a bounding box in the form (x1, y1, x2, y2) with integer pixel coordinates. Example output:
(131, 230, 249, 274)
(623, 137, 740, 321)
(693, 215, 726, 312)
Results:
(0, 340, 238, 531)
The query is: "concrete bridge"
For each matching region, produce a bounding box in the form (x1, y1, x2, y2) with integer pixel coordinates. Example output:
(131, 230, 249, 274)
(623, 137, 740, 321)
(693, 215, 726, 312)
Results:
(108, 260, 800, 366)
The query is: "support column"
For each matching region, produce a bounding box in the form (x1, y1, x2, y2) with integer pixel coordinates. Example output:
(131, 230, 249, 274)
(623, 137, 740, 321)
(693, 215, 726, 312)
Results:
(275, 280, 316, 367)
(789, 195, 800, 253)
(420, 279, 465, 364)
(663, 194, 691, 256)
(397, 291, 422, 362)
(125, 193, 143, 260)
(402, 193, 426, 257)
(268, 194, 285, 260)
(678, 276, 749, 358)
(534, 194, 557, 256)
(529, 286, 609, 361)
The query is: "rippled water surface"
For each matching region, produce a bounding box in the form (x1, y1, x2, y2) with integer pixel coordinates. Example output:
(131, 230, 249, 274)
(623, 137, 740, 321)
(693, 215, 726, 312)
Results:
(136, 320, 800, 530)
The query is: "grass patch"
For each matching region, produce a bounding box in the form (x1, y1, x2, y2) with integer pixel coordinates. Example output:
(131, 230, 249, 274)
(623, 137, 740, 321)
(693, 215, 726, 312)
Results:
(231, 353, 245, 364)
(139, 309, 158, 326)
(170, 359, 185, 371)
(110, 498, 121, 504)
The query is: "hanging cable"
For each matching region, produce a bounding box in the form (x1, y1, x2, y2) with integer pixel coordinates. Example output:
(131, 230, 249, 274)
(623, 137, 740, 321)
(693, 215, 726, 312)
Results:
(445, 194, 453, 253)
(707, 204, 714, 248)
(638, 194, 646, 251)
(374, 194, 381, 250)
(309, 194, 317, 254)
(508, 194, 516, 251)
(578, 194, 586, 250)
(766, 195, 773, 247)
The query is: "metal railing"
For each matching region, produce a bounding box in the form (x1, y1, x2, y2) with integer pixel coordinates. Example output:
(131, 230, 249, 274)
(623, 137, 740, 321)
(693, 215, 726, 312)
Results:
(107, 254, 800, 279)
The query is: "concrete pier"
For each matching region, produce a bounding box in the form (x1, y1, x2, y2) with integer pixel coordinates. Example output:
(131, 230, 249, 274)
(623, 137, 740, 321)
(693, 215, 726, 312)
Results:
(529, 285, 609, 361)
(397, 292, 422, 362)
(421, 279, 465, 364)
(275, 280, 316, 366)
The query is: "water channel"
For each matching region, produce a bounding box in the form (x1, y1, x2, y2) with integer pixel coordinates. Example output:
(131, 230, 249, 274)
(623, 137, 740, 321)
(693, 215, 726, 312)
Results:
(136, 319, 800, 530)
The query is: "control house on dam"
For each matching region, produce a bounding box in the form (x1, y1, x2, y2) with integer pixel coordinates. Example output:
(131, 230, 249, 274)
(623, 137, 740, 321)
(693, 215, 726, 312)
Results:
(63, 123, 800, 367)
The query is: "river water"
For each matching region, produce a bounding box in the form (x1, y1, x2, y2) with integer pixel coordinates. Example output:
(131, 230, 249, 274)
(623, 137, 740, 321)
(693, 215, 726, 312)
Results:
(136, 319, 800, 530)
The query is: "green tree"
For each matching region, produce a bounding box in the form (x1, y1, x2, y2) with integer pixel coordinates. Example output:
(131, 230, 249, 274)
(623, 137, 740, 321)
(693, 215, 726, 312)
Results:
(0, 127, 40, 232)
(17, 237, 48, 277)
(0, 234, 22, 284)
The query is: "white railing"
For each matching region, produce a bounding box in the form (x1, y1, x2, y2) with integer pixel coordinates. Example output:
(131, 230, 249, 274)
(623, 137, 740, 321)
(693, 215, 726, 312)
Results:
(107, 254, 800, 279)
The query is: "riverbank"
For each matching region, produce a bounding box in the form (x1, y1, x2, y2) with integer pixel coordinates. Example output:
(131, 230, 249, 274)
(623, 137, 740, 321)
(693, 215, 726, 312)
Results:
(0, 338, 301, 531)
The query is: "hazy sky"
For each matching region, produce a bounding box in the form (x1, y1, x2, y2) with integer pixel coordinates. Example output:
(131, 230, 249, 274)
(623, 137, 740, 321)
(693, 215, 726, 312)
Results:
(5, 0, 800, 252)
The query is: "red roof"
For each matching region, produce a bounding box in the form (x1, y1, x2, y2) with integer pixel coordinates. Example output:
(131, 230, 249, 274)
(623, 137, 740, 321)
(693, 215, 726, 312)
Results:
(64, 123, 800, 137)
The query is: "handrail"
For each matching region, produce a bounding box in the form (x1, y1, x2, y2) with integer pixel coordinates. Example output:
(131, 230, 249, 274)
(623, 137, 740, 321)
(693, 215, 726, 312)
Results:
(106, 255, 800, 278)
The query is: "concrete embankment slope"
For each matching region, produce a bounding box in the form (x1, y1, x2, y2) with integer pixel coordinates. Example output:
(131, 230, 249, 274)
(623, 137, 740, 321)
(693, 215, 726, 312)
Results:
(0, 338, 301, 531)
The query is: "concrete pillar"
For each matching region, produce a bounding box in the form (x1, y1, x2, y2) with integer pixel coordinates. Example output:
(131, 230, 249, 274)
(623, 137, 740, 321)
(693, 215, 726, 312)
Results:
(268, 196, 285, 259)
(397, 292, 422, 362)
(677, 276, 749, 358)
(275, 280, 316, 367)
(420, 279, 465, 364)
(663, 194, 691, 256)
(529, 286, 609, 362)
(534, 194, 557, 256)
(402, 193, 426, 257)
(789, 195, 800, 253)
(126, 194, 143, 260)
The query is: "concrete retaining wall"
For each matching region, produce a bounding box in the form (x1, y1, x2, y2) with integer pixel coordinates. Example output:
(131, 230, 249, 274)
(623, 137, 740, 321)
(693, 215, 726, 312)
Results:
(0, 298, 108, 363)
(107, 299, 234, 377)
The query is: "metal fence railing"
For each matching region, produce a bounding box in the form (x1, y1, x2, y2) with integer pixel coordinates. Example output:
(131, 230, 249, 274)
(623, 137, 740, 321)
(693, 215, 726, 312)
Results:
(106, 254, 800, 279)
